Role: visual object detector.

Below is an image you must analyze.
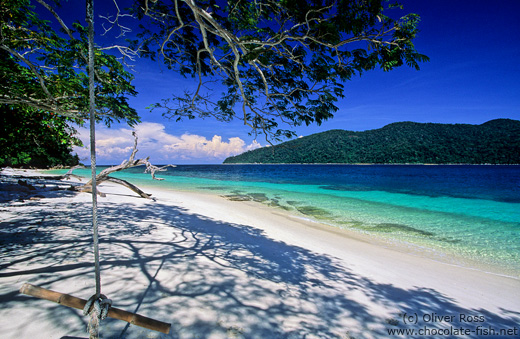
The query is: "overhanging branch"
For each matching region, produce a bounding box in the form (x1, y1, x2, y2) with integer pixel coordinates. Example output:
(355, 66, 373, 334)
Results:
(141, 0, 426, 141)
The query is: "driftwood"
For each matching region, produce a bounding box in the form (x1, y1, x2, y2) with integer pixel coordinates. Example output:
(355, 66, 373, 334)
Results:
(1, 133, 174, 199)
(77, 132, 175, 199)
(0, 165, 85, 181)
(19, 283, 171, 334)
(80, 177, 152, 199)
(63, 165, 86, 179)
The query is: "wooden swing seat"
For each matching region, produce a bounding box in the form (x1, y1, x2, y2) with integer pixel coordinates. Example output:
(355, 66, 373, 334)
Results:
(20, 283, 171, 334)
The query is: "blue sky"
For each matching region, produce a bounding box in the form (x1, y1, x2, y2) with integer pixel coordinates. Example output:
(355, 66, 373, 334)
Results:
(68, 0, 520, 164)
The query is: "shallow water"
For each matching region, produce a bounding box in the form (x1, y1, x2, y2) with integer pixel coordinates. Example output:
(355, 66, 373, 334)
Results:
(62, 164, 520, 276)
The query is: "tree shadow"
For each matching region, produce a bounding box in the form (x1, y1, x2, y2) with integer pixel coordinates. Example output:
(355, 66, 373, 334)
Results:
(0, 188, 518, 338)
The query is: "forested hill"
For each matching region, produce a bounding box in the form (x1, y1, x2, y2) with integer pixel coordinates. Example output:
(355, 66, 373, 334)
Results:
(224, 119, 520, 164)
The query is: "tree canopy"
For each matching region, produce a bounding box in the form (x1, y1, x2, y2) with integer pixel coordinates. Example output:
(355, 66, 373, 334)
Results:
(134, 0, 428, 140)
(0, 105, 80, 168)
(0, 0, 142, 167)
(1, 0, 428, 167)
(0, 0, 139, 126)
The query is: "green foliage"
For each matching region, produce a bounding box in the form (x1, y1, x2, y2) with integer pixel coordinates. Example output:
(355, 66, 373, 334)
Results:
(0, 0, 140, 167)
(224, 119, 520, 164)
(0, 105, 81, 168)
(0, 0, 139, 126)
(133, 0, 428, 140)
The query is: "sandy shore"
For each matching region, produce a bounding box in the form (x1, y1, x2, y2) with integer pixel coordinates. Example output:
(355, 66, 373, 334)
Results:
(1, 169, 519, 338)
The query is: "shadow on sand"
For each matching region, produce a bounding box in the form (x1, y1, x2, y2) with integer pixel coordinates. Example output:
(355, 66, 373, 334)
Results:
(0, 187, 518, 338)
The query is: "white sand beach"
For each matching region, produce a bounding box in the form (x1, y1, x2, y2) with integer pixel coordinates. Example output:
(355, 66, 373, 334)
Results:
(1, 169, 519, 338)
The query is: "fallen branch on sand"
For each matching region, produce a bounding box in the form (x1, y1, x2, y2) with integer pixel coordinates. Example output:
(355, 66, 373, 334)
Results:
(0, 165, 84, 181)
(2, 133, 174, 199)
(76, 132, 175, 199)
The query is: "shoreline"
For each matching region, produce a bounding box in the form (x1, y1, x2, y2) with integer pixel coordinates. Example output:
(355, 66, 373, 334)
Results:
(8, 167, 519, 278)
(129, 172, 520, 281)
(137, 183, 520, 298)
(1, 169, 519, 338)
(157, 183, 520, 281)
(222, 163, 520, 166)
(282, 210, 520, 281)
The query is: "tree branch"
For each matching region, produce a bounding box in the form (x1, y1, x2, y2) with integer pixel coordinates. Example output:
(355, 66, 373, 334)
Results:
(141, 0, 427, 141)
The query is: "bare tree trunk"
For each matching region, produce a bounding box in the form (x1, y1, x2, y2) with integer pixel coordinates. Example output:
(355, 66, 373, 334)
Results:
(4, 133, 174, 199)
(76, 132, 175, 199)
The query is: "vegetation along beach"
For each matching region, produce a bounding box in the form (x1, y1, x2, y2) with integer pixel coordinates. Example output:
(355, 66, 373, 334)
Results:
(1, 0, 519, 338)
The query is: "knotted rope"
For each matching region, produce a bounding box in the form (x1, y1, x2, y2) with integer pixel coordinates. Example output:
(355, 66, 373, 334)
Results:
(83, 294, 112, 337)
(83, 294, 112, 320)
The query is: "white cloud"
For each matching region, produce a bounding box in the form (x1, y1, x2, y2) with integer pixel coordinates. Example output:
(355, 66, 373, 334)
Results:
(74, 122, 261, 164)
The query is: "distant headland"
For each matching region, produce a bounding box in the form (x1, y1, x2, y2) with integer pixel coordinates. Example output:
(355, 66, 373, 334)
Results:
(223, 119, 520, 164)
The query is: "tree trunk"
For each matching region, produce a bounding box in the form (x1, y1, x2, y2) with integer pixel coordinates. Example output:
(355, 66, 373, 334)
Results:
(77, 132, 174, 199)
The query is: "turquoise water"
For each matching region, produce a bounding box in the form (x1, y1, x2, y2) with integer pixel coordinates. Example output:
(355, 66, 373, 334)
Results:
(61, 165, 520, 276)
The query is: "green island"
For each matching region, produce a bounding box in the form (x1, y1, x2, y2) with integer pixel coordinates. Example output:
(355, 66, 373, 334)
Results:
(224, 119, 520, 164)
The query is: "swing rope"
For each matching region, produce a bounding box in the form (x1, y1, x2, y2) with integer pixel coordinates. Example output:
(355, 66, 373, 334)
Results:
(18, 2, 171, 332)
(85, 0, 108, 337)
(86, 0, 100, 299)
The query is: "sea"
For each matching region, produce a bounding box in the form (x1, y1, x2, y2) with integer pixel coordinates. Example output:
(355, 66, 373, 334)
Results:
(61, 164, 520, 278)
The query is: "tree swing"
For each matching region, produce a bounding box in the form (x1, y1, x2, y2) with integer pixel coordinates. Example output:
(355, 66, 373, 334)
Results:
(19, 1, 171, 337)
